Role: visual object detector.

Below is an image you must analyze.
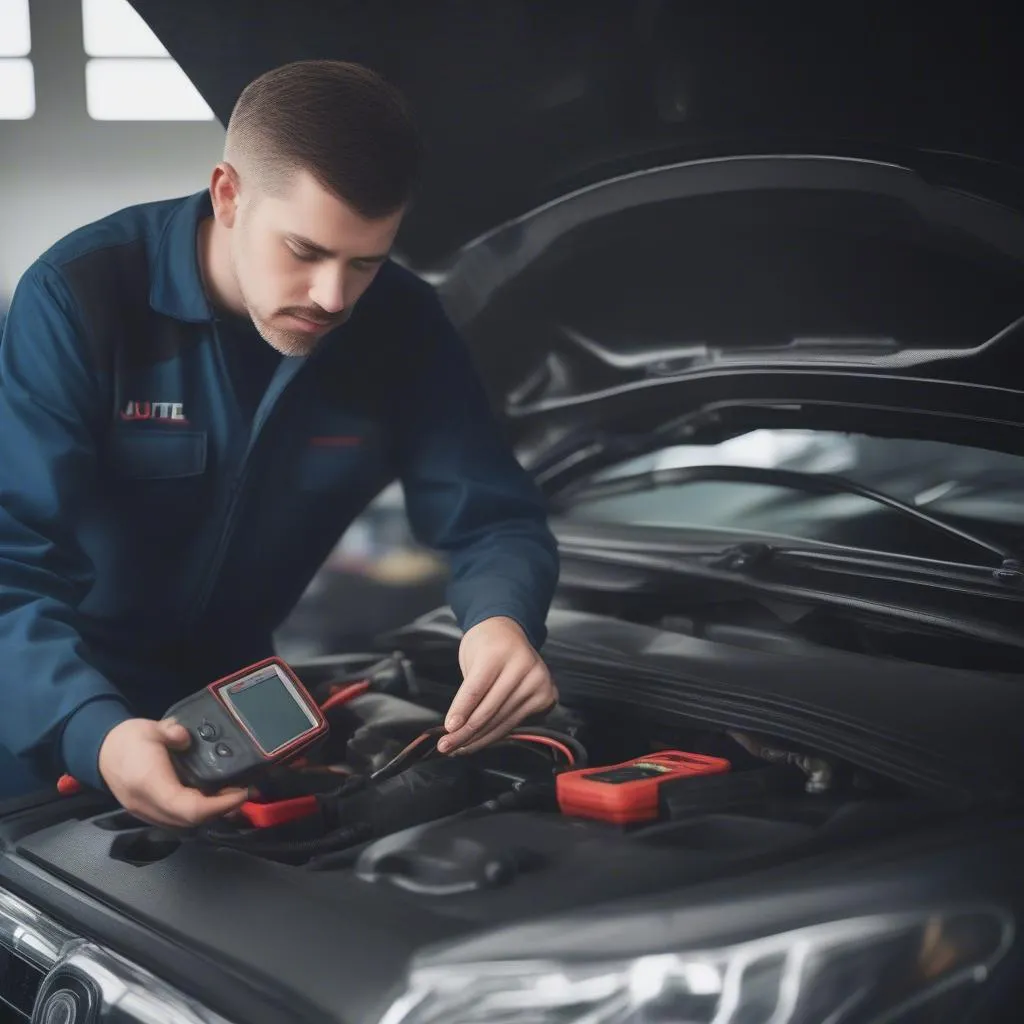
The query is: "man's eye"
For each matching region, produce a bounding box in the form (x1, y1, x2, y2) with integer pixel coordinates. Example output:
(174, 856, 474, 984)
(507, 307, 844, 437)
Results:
(289, 245, 319, 262)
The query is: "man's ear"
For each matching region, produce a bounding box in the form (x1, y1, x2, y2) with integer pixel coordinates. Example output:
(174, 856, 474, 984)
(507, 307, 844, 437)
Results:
(209, 162, 241, 229)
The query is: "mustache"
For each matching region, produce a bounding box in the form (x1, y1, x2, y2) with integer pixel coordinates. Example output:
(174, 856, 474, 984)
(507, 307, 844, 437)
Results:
(278, 307, 348, 327)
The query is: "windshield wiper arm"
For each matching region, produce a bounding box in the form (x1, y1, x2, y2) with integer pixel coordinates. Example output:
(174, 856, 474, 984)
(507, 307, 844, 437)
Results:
(559, 464, 1017, 564)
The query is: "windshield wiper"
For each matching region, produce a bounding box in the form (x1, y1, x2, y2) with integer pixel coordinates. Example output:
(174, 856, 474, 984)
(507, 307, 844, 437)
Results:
(557, 464, 1018, 566)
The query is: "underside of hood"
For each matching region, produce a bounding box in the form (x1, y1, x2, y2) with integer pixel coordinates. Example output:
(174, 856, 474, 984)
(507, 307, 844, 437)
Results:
(132, 1, 1022, 266)
(447, 153, 1024, 451)
(131, 2, 1024, 448)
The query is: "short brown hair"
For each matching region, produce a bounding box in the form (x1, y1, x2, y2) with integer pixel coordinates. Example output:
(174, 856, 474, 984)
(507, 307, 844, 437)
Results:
(225, 59, 422, 219)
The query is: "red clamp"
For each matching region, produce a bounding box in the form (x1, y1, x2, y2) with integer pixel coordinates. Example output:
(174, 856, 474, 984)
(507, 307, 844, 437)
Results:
(57, 774, 84, 796)
(238, 794, 320, 828)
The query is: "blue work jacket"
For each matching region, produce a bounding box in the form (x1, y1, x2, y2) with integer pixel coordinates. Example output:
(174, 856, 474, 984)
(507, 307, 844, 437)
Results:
(0, 191, 558, 792)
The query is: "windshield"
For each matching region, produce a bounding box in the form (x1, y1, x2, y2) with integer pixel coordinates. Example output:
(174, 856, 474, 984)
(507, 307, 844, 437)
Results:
(558, 430, 1024, 560)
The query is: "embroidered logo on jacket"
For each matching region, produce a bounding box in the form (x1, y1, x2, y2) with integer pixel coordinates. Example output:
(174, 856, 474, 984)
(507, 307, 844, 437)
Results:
(119, 401, 188, 423)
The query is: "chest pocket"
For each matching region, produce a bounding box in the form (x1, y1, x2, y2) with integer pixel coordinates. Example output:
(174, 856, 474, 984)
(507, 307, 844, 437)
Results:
(108, 430, 207, 479)
(104, 429, 211, 538)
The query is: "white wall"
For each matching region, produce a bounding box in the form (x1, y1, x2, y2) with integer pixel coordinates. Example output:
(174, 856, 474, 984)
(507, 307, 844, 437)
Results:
(0, 0, 224, 303)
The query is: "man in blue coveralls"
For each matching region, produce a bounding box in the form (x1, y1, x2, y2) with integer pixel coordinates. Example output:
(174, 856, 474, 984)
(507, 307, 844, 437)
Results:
(0, 61, 559, 826)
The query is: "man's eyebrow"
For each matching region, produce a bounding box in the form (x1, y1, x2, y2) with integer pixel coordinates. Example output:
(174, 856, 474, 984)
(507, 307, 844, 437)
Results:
(287, 234, 390, 262)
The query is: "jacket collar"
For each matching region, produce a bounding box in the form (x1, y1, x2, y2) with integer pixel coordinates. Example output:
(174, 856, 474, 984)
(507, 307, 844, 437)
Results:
(148, 190, 216, 322)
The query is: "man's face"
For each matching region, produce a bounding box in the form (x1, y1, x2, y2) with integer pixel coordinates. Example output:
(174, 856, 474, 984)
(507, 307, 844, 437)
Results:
(229, 169, 404, 356)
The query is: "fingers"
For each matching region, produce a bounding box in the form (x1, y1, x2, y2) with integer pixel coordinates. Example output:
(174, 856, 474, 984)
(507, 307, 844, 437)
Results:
(451, 677, 557, 756)
(449, 691, 533, 755)
(101, 718, 247, 830)
(158, 784, 250, 829)
(442, 645, 544, 751)
(130, 781, 249, 830)
(444, 649, 504, 734)
(442, 662, 556, 755)
(440, 655, 521, 752)
(126, 735, 247, 828)
(158, 718, 192, 751)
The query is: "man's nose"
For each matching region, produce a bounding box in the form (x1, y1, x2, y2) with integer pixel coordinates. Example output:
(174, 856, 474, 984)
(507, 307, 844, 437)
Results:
(309, 266, 347, 315)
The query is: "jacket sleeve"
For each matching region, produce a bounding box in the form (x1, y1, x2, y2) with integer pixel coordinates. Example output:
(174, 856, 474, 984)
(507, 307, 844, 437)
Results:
(0, 261, 132, 789)
(394, 286, 559, 650)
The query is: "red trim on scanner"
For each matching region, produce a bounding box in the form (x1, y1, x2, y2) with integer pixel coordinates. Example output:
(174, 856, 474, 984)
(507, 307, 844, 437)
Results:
(208, 657, 327, 760)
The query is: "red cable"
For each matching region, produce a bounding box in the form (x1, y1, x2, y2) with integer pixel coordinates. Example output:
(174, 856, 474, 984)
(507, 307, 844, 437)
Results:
(319, 680, 371, 712)
(506, 733, 576, 766)
(389, 729, 440, 764)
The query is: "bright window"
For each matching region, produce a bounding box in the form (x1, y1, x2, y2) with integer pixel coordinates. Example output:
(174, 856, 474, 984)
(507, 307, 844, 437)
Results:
(82, 0, 213, 120)
(86, 57, 214, 121)
(0, 0, 35, 119)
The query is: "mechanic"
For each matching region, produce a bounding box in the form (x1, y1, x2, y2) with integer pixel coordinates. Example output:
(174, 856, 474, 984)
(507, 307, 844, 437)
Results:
(0, 60, 559, 825)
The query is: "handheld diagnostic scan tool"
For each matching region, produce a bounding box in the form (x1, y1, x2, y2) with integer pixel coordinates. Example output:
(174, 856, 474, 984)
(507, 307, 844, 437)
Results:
(164, 658, 328, 792)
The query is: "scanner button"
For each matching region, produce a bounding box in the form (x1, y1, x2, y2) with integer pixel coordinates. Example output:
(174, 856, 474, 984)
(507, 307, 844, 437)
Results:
(214, 743, 233, 758)
(197, 722, 218, 741)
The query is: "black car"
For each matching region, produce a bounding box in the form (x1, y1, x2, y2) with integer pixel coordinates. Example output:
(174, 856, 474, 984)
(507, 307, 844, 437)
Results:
(3, 4, 1024, 1023)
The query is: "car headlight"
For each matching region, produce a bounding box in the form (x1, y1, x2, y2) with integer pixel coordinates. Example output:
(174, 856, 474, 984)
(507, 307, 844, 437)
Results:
(378, 906, 1012, 1024)
(0, 888, 232, 1023)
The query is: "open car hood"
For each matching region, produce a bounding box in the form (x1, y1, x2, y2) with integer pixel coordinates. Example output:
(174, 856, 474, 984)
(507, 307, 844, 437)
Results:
(131, 1, 1024, 453)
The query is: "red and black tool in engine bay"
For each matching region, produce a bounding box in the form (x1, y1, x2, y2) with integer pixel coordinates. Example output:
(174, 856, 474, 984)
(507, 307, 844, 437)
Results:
(195, 653, 598, 864)
(57, 653, 825, 882)
(179, 653, 788, 876)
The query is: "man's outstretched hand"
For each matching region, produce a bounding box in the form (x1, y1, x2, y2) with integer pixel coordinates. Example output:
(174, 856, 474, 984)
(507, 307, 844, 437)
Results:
(438, 616, 557, 756)
(98, 718, 248, 828)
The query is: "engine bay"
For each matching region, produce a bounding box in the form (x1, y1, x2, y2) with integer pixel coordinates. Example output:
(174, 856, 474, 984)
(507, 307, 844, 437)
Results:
(46, 647, 943, 891)
(4, 653, 948, 947)
(3, 608, 1016, 1024)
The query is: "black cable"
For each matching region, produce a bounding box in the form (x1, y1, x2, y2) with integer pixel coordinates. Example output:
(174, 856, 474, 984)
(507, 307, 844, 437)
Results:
(202, 820, 373, 861)
(369, 727, 445, 781)
(503, 726, 589, 767)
